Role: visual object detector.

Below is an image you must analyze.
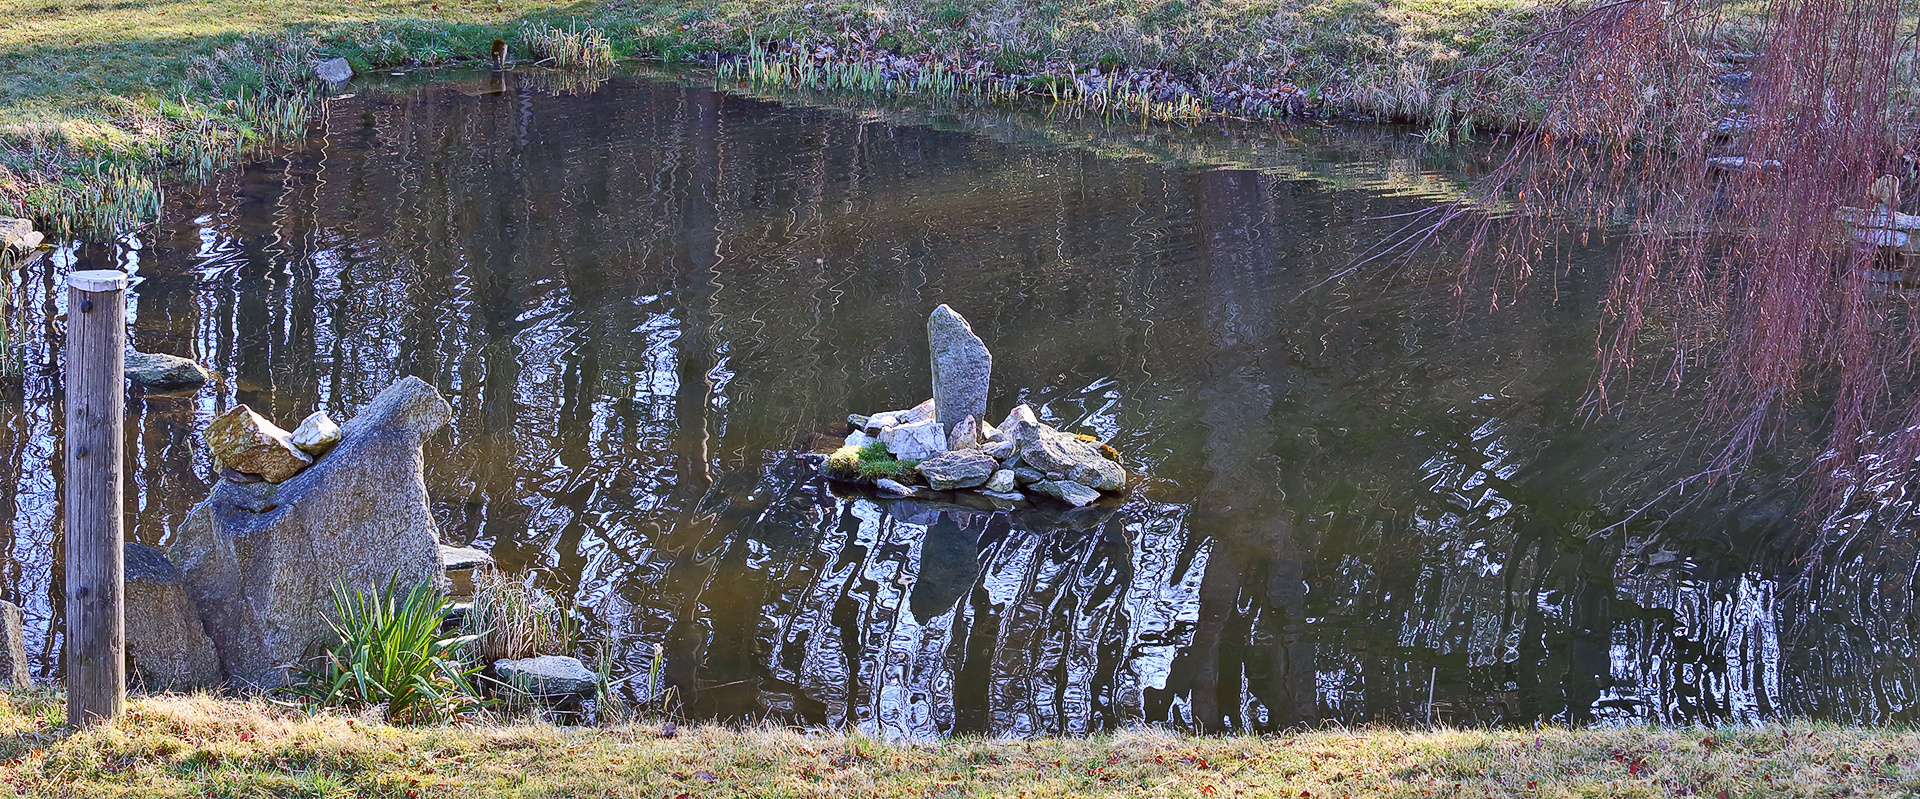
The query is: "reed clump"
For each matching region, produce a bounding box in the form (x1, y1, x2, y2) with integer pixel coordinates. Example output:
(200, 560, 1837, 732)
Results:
(524, 24, 615, 71)
(462, 569, 575, 664)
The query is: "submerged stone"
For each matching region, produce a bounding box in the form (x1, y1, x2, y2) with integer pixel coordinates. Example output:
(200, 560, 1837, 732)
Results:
(929, 305, 991, 437)
(1032, 479, 1101, 508)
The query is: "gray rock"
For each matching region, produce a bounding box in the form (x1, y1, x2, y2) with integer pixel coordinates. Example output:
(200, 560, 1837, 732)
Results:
(170, 376, 451, 689)
(440, 544, 494, 597)
(929, 305, 991, 437)
(915, 449, 997, 490)
(847, 413, 870, 430)
(948, 415, 981, 451)
(124, 542, 222, 691)
(875, 478, 914, 497)
(496, 655, 598, 696)
(204, 405, 312, 483)
(125, 350, 212, 390)
(1012, 466, 1047, 485)
(880, 419, 946, 460)
(1010, 422, 1127, 491)
(865, 399, 937, 435)
(290, 411, 343, 455)
(0, 601, 28, 688)
(844, 430, 875, 449)
(981, 439, 1015, 460)
(986, 469, 1017, 493)
(1032, 479, 1101, 508)
(314, 57, 354, 84)
(0, 218, 32, 253)
(978, 489, 1027, 507)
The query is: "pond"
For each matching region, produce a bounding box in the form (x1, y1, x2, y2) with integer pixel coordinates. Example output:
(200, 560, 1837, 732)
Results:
(3, 69, 1916, 735)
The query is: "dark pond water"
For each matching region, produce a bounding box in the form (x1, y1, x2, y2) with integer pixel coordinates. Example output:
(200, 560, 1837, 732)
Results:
(4, 69, 1917, 735)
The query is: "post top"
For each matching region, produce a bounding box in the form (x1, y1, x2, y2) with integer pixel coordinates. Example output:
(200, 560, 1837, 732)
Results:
(69, 270, 128, 292)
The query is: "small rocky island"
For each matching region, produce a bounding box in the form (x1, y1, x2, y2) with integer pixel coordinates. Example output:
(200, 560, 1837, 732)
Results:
(823, 305, 1128, 509)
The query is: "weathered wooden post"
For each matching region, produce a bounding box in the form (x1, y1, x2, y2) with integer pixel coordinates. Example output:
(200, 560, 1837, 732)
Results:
(64, 270, 126, 727)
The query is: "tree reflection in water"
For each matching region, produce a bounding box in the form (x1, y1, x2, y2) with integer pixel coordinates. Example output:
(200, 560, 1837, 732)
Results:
(2, 70, 1915, 734)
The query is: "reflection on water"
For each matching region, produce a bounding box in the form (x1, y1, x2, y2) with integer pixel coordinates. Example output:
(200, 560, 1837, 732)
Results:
(3, 69, 1916, 734)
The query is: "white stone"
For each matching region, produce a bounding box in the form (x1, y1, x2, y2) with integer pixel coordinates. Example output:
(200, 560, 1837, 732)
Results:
(986, 469, 1017, 493)
(290, 411, 343, 455)
(880, 419, 946, 460)
(314, 57, 354, 84)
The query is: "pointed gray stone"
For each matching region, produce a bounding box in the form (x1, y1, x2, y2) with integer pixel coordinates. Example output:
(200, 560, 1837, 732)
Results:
(124, 542, 222, 691)
(929, 305, 991, 439)
(915, 449, 997, 490)
(1032, 479, 1101, 507)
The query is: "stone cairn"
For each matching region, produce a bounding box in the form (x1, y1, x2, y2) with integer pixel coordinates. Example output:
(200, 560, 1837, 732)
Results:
(823, 305, 1128, 509)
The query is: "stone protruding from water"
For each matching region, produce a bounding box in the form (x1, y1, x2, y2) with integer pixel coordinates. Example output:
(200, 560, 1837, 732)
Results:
(314, 57, 354, 84)
(822, 307, 1127, 509)
(124, 542, 222, 691)
(929, 304, 991, 440)
(205, 405, 312, 483)
(0, 601, 28, 688)
(125, 350, 212, 390)
(170, 376, 451, 689)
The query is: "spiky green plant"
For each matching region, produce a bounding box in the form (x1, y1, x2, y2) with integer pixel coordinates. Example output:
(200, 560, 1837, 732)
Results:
(288, 577, 480, 724)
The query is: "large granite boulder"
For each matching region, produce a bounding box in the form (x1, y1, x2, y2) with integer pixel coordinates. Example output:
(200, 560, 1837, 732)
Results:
(0, 601, 28, 687)
(124, 542, 222, 691)
(929, 305, 991, 437)
(205, 405, 311, 482)
(170, 376, 451, 689)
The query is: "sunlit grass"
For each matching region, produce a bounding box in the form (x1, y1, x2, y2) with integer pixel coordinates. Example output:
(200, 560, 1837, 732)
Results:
(0, 690, 1917, 797)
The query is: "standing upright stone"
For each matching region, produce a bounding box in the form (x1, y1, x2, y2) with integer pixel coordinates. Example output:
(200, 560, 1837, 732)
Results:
(929, 305, 991, 443)
(0, 601, 30, 687)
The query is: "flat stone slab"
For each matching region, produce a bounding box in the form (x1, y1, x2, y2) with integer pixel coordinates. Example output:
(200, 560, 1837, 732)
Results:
(497, 655, 597, 696)
(439, 545, 495, 572)
(125, 350, 212, 390)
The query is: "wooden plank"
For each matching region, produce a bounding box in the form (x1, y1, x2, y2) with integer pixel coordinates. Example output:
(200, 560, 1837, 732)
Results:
(64, 269, 127, 727)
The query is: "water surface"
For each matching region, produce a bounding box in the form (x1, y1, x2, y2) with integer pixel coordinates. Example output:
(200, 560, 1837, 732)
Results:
(3, 69, 1915, 735)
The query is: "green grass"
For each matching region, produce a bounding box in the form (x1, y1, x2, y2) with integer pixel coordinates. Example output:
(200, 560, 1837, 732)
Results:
(1, 690, 1917, 797)
(286, 578, 481, 725)
(0, 0, 1570, 235)
(825, 441, 922, 483)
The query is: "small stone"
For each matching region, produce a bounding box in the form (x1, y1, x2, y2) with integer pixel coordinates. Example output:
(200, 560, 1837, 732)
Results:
(314, 57, 354, 84)
(847, 413, 870, 430)
(290, 411, 343, 455)
(1012, 466, 1046, 485)
(0, 601, 28, 688)
(929, 305, 991, 435)
(1047, 471, 1065, 481)
(204, 405, 312, 483)
(980, 420, 1001, 441)
(875, 478, 914, 497)
(986, 469, 1017, 493)
(865, 399, 935, 434)
(0, 218, 32, 253)
(981, 440, 1015, 460)
(879, 419, 946, 460)
(439, 544, 495, 597)
(495, 655, 598, 696)
(125, 350, 212, 390)
(1032, 480, 1101, 507)
(845, 430, 874, 449)
(948, 415, 981, 451)
(978, 489, 1026, 503)
(916, 449, 997, 490)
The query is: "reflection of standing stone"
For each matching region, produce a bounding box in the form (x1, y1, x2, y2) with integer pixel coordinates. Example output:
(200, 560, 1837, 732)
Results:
(124, 542, 222, 690)
(929, 305, 991, 440)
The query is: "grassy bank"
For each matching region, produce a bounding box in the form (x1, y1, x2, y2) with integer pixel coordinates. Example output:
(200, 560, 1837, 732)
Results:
(0, 0, 1591, 237)
(1, 691, 1916, 798)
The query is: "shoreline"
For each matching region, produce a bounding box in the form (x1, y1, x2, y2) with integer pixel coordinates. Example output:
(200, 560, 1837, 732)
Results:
(3, 691, 1916, 797)
(0, 0, 1608, 237)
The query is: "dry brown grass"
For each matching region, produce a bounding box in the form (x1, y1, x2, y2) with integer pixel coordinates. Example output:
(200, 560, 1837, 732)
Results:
(1, 690, 1917, 797)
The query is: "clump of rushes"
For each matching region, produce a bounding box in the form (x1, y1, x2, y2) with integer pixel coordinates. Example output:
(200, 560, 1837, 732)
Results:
(464, 570, 576, 664)
(524, 24, 614, 71)
(825, 441, 920, 484)
(286, 577, 480, 724)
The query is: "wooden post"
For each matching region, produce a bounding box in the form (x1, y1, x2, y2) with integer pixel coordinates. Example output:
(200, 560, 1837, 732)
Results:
(64, 270, 126, 727)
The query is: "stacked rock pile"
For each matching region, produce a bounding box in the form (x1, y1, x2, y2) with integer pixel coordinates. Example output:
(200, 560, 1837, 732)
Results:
(823, 305, 1127, 508)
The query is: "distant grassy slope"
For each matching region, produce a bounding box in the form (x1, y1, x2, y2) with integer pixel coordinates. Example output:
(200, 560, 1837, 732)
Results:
(2, 691, 1918, 798)
(0, 0, 1565, 233)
